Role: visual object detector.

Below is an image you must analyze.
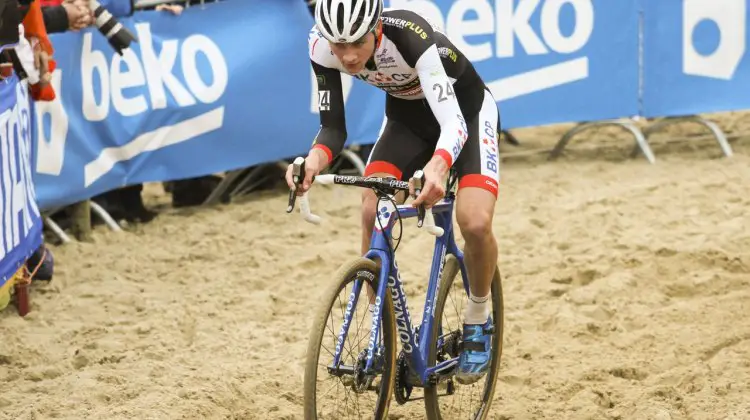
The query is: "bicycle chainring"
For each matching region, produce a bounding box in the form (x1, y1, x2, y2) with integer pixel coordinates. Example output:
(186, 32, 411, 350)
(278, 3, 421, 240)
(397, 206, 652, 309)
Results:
(394, 350, 414, 405)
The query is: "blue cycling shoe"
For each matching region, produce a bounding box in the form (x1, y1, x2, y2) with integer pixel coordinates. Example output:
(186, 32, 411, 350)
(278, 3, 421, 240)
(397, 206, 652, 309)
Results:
(455, 320, 493, 385)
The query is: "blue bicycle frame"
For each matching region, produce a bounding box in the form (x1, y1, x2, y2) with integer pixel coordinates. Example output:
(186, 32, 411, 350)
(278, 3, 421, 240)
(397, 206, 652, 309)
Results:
(330, 191, 470, 387)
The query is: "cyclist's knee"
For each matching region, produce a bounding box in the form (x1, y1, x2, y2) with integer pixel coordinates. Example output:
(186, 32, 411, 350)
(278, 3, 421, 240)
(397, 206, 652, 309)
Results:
(458, 210, 493, 243)
(456, 188, 495, 243)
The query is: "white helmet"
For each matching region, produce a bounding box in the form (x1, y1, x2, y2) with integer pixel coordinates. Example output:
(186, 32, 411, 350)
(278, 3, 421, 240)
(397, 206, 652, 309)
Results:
(315, 0, 383, 43)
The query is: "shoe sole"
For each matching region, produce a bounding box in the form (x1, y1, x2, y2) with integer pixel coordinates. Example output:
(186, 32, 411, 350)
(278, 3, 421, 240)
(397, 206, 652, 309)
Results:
(454, 371, 486, 385)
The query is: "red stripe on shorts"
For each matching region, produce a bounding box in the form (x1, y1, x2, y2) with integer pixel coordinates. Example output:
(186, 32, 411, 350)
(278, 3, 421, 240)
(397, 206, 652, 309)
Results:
(458, 174, 498, 197)
(364, 161, 402, 179)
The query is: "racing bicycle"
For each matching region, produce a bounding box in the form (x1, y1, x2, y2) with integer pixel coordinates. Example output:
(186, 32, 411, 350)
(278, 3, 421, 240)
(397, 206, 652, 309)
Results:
(286, 157, 504, 419)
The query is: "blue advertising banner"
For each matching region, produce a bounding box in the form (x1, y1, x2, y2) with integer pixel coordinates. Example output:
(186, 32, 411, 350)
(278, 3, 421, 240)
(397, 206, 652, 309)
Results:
(384, 0, 641, 128)
(0, 76, 43, 288)
(32, 0, 750, 211)
(33, 0, 383, 210)
(642, 0, 750, 117)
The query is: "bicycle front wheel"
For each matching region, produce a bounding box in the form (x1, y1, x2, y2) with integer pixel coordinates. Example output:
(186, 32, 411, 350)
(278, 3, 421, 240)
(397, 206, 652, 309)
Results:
(303, 257, 398, 420)
(423, 254, 505, 420)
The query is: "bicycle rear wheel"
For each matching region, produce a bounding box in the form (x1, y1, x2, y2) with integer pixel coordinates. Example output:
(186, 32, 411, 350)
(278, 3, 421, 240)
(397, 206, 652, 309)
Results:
(303, 257, 398, 420)
(423, 254, 505, 420)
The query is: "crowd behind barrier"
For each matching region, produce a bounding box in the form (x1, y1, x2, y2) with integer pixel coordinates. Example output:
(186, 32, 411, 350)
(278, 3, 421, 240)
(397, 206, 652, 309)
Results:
(1, 0, 749, 313)
(0, 0, 193, 312)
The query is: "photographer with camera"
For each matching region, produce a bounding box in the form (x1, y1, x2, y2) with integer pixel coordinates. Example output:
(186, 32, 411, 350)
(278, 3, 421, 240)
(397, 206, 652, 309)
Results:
(39, 0, 93, 33)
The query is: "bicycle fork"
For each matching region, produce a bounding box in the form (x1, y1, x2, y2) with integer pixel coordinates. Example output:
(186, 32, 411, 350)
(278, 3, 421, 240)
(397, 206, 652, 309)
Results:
(328, 277, 366, 377)
(328, 259, 395, 376)
(363, 263, 393, 372)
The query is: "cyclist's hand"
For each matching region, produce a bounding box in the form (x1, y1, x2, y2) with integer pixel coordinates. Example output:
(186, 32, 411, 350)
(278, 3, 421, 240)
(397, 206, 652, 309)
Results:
(285, 149, 326, 196)
(411, 156, 448, 209)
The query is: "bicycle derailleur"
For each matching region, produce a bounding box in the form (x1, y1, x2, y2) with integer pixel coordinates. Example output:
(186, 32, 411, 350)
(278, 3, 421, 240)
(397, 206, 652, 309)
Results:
(419, 328, 463, 396)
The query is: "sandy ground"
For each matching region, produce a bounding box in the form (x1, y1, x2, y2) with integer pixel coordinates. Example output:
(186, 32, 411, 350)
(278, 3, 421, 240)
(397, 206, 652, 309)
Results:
(1, 111, 750, 420)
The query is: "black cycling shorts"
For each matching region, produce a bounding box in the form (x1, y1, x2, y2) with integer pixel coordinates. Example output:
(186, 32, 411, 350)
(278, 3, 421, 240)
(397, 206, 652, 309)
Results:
(364, 88, 502, 197)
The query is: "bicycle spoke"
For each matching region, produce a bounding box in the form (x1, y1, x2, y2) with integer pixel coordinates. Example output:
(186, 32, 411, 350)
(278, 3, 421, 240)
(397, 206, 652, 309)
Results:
(320, 343, 336, 360)
(351, 289, 362, 355)
(328, 308, 337, 357)
(458, 382, 466, 416)
(342, 379, 353, 415)
(319, 378, 342, 400)
(336, 292, 358, 364)
(309, 265, 391, 420)
(471, 383, 480, 416)
(322, 315, 345, 363)
(351, 284, 371, 358)
(427, 260, 501, 420)
(354, 393, 363, 418)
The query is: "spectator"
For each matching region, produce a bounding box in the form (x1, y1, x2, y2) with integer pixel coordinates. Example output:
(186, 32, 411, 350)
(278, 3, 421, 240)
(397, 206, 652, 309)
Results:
(13, 0, 58, 101)
(155, 3, 183, 14)
(40, 0, 93, 34)
(137, 0, 221, 13)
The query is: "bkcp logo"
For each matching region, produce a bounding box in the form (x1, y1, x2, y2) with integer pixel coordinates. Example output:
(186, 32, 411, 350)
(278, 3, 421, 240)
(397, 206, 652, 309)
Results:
(683, 0, 747, 80)
(386, 0, 595, 101)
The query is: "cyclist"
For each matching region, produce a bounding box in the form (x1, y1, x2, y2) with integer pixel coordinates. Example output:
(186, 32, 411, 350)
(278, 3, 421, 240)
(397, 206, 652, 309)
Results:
(286, 0, 501, 385)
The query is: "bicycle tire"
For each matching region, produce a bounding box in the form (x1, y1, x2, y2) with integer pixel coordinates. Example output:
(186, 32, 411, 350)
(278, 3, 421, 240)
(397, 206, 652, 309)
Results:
(423, 254, 505, 420)
(303, 257, 398, 420)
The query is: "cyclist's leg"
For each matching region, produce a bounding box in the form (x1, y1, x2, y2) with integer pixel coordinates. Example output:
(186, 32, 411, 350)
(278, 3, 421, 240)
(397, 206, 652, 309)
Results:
(360, 114, 397, 258)
(361, 116, 435, 255)
(361, 116, 434, 304)
(452, 88, 501, 384)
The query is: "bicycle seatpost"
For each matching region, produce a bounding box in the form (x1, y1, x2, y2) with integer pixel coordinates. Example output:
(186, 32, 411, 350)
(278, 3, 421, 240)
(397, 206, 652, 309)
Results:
(412, 169, 427, 227)
(286, 156, 306, 213)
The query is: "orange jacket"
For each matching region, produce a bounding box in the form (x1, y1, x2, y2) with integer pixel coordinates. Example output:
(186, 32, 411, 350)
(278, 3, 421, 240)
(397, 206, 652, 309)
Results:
(22, 0, 54, 55)
(21, 0, 57, 101)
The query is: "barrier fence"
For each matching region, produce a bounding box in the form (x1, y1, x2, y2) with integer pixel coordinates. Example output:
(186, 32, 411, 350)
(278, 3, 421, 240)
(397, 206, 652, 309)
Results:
(0, 75, 43, 290)
(1, 0, 748, 286)
(29, 0, 750, 211)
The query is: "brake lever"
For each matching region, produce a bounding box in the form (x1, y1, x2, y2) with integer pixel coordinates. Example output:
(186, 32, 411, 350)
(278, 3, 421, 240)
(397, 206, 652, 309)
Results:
(411, 169, 426, 227)
(286, 156, 306, 213)
(410, 169, 444, 237)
